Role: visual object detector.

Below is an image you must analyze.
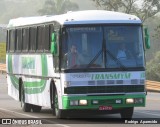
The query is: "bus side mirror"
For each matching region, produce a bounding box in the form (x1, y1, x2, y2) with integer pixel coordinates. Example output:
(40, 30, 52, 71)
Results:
(144, 28, 150, 49)
(51, 33, 57, 55)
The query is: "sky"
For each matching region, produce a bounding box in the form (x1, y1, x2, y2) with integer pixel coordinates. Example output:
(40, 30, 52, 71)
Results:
(0, 0, 97, 24)
(71, 0, 96, 10)
(1, 0, 159, 24)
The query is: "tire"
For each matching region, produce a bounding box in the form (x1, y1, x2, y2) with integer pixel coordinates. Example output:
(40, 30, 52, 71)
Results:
(120, 107, 134, 119)
(53, 89, 65, 118)
(21, 84, 32, 112)
(50, 83, 54, 109)
(32, 105, 42, 112)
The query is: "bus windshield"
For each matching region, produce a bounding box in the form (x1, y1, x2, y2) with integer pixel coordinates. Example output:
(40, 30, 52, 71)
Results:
(61, 25, 145, 70)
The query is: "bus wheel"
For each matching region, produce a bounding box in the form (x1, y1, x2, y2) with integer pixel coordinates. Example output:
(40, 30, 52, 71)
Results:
(120, 107, 134, 119)
(21, 84, 32, 112)
(32, 105, 42, 112)
(53, 90, 65, 118)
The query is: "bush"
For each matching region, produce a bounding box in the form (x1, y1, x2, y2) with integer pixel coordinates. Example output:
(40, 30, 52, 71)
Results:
(146, 51, 160, 81)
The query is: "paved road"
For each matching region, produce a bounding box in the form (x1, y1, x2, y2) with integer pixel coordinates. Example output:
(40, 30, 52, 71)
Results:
(0, 74, 160, 127)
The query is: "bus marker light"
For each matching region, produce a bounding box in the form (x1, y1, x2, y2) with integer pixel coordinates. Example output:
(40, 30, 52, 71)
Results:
(92, 100, 99, 104)
(134, 98, 143, 104)
(116, 99, 121, 104)
(64, 81, 71, 87)
(70, 100, 78, 106)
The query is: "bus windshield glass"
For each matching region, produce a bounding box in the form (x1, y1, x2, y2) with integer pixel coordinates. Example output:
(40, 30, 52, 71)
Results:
(61, 25, 144, 70)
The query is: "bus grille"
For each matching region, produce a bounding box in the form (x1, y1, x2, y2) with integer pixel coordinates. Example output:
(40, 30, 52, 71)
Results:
(64, 85, 145, 94)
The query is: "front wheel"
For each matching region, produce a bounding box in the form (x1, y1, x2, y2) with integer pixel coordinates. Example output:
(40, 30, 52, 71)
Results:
(120, 107, 134, 119)
(52, 90, 65, 118)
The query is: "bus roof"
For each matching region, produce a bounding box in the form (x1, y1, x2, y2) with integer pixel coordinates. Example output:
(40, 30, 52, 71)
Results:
(7, 10, 141, 28)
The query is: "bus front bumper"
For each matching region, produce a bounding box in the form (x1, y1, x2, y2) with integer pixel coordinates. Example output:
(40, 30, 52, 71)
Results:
(62, 94, 146, 110)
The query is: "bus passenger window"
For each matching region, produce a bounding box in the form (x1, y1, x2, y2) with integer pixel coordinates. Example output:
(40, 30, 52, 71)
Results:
(16, 29, 22, 52)
(37, 26, 43, 51)
(29, 27, 37, 52)
(22, 28, 29, 52)
(9, 30, 16, 52)
(44, 25, 50, 51)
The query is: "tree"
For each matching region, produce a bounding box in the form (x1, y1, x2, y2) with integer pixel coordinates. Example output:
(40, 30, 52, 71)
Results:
(144, 16, 160, 61)
(38, 0, 79, 15)
(146, 51, 160, 81)
(92, 0, 160, 22)
(153, 16, 160, 41)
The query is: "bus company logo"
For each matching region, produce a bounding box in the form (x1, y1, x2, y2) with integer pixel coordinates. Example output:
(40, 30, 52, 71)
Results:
(71, 74, 92, 78)
(22, 57, 35, 69)
(2, 119, 11, 125)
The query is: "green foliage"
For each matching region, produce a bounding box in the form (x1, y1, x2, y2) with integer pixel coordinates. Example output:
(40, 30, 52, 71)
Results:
(92, 0, 160, 22)
(38, 0, 79, 15)
(153, 19, 160, 40)
(144, 16, 160, 61)
(146, 51, 160, 81)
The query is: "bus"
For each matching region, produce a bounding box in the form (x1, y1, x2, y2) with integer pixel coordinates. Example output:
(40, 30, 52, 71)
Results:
(6, 10, 150, 118)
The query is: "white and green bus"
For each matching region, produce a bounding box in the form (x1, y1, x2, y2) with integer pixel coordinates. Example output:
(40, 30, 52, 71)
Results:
(6, 10, 150, 118)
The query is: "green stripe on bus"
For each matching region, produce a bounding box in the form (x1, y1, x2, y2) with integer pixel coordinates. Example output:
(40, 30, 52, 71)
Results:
(8, 54, 48, 94)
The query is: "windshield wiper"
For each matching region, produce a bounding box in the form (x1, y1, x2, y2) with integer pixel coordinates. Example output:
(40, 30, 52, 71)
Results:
(105, 49, 127, 71)
(85, 27, 127, 71)
(86, 49, 102, 69)
(84, 48, 127, 71)
(102, 27, 127, 71)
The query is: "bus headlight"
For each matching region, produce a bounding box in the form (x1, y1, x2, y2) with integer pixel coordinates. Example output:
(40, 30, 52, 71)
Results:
(126, 98, 134, 104)
(79, 100, 87, 106)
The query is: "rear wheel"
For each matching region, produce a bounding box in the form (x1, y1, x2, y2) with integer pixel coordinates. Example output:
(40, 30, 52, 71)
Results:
(21, 83, 32, 112)
(32, 105, 42, 112)
(120, 107, 134, 119)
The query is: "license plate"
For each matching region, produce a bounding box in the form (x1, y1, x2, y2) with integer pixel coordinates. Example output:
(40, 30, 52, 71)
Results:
(99, 106, 113, 111)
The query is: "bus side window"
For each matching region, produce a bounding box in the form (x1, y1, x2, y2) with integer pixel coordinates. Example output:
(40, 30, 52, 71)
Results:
(44, 25, 50, 52)
(29, 27, 37, 52)
(37, 26, 44, 51)
(9, 29, 16, 52)
(49, 24, 55, 52)
(22, 28, 29, 52)
(6, 30, 9, 52)
(16, 29, 22, 52)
